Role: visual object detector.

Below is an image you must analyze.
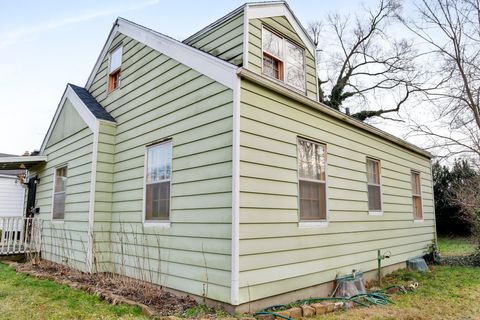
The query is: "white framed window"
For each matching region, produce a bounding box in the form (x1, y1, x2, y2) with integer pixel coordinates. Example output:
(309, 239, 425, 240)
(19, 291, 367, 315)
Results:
(366, 158, 382, 214)
(144, 140, 172, 222)
(262, 27, 306, 91)
(108, 46, 122, 93)
(411, 170, 423, 220)
(52, 166, 67, 220)
(297, 138, 327, 221)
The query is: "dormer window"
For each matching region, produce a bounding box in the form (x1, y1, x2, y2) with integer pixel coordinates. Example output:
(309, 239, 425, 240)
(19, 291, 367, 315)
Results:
(108, 46, 122, 92)
(262, 28, 305, 91)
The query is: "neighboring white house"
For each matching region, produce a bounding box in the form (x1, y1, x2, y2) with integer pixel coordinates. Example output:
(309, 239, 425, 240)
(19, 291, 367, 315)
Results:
(0, 153, 25, 218)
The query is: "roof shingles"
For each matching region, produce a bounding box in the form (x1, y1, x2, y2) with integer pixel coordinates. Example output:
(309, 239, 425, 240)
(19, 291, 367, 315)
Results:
(68, 84, 116, 122)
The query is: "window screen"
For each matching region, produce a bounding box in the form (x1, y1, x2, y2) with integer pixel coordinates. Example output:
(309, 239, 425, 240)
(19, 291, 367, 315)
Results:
(298, 138, 327, 221)
(53, 166, 67, 220)
(366, 158, 382, 212)
(145, 141, 172, 221)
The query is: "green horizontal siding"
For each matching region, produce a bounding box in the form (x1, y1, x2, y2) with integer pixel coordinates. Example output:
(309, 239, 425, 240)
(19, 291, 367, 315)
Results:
(34, 99, 94, 272)
(237, 79, 435, 304)
(88, 34, 234, 303)
(248, 17, 318, 100)
(184, 12, 244, 66)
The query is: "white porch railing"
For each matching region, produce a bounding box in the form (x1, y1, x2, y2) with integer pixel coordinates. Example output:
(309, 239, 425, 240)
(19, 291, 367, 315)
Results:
(0, 217, 41, 255)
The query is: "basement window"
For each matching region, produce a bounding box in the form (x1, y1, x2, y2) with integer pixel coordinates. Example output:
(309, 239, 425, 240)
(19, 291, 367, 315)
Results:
(262, 28, 305, 91)
(145, 140, 172, 222)
(108, 46, 122, 93)
(298, 138, 327, 221)
(411, 171, 423, 220)
(52, 166, 67, 220)
(366, 158, 382, 214)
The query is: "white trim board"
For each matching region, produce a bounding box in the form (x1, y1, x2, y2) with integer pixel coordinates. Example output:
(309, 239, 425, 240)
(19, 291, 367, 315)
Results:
(230, 77, 241, 305)
(85, 18, 238, 91)
(39, 85, 116, 154)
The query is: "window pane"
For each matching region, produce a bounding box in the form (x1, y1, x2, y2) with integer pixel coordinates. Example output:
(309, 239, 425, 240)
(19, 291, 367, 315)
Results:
(53, 192, 65, 220)
(146, 181, 170, 220)
(411, 172, 421, 195)
(413, 195, 423, 219)
(109, 46, 122, 73)
(285, 42, 305, 90)
(263, 54, 281, 79)
(366, 159, 380, 184)
(147, 142, 172, 183)
(368, 184, 382, 211)
(262, 29, 283, 58)
(298, 139, 326, 181)
(299, 180, 326, 220)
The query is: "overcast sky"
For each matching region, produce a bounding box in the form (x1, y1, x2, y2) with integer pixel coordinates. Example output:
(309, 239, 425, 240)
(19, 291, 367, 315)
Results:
(1, 0, 416, 156)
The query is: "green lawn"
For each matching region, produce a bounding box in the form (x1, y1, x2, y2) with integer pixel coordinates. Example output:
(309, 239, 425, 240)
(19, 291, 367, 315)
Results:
(1, 238, 479, 320)
(0, 262, 146, 320)
(438, 236, 477, 256)
(321, 265, 480, 320)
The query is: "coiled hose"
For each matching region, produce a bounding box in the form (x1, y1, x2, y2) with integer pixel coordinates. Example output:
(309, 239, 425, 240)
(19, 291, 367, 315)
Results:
(254, 285, 408, 320)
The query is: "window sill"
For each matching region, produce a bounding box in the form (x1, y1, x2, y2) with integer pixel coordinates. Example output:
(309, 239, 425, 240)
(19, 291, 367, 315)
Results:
(298, 221, 328, 229)
(368, 210, 383, 216)
(51, 219, 65, 224)
(261, 71, 306, 96)
(144, 221, 171, 228)
(413, 219, 424, 223)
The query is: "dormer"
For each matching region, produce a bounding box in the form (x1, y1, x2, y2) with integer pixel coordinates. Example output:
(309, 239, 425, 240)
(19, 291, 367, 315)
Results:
(183, 1, 318, 100)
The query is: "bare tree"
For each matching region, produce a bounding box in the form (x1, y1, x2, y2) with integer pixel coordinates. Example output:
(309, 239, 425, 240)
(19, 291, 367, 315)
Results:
(307, 0, 424, 121)
(403, 0, 480, 160)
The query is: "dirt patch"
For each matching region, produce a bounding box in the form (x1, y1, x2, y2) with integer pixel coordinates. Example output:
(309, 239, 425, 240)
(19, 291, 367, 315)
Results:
(15, 260, 197, 317)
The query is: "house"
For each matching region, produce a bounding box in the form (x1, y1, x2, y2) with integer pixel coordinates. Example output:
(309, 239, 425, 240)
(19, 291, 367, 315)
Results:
(0, 153, 26, 219)
(0, 1, 436, 312)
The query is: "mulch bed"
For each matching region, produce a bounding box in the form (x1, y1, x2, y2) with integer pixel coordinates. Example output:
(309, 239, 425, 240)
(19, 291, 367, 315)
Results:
(14, 260, 197, 317)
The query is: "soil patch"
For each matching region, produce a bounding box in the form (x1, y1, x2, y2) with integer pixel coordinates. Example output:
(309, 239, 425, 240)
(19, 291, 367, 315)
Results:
(15, 260, 197, 317)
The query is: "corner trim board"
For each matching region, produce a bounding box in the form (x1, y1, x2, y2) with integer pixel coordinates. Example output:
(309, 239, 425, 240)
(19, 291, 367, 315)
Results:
(242, 6, 249, 69)
(86, 122, 100, 273)
(230, 76, 241, 305)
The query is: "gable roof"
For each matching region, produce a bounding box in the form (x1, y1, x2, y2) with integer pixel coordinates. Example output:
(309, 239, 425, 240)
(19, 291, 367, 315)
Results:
(39, 84, 116, 154)
(69, 84, 115, 122)
(183, 1, 316, 57)
(78, 5, 429, 159)
(85, 17, 238, 90)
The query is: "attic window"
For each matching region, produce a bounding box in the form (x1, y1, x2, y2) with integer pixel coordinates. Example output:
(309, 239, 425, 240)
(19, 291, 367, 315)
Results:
(262, 28, 305, 91)
(108, 46, 122, 92)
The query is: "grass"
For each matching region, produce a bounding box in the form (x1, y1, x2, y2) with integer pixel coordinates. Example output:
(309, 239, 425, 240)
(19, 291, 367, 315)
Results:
(0, 262, 146, 320)
(437, 236, 477, 256)
(321, 265, 480, 320)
